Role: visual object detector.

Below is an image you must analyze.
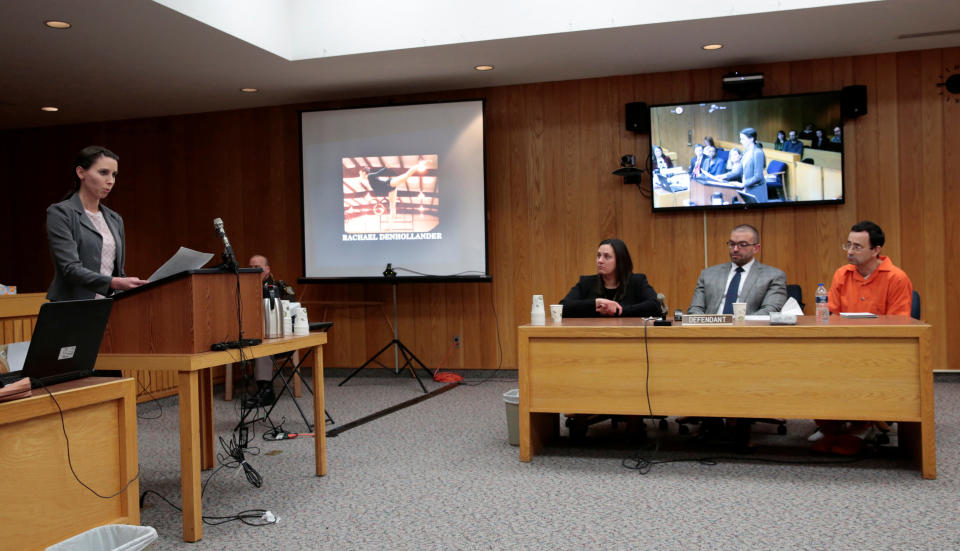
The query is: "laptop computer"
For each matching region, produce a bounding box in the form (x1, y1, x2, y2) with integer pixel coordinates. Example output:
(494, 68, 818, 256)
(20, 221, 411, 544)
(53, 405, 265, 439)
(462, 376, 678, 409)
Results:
(0, 298, 113, 389)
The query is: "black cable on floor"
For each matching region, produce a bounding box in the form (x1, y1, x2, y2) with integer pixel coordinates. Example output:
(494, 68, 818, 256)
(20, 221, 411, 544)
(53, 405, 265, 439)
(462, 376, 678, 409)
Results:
(138, 433, 273, 527)
(134, 373, 163, 420)
(139, 490, 277, 527)
(623, 447, 873, 474)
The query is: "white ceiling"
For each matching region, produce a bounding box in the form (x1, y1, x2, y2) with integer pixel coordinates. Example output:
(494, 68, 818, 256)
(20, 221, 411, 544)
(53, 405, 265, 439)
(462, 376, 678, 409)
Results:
(153, 0, 868, 61)
(1, 0, 958, 130)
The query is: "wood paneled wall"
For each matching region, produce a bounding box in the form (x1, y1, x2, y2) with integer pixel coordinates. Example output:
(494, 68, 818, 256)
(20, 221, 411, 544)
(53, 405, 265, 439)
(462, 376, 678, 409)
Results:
(2, 47, 957, 372)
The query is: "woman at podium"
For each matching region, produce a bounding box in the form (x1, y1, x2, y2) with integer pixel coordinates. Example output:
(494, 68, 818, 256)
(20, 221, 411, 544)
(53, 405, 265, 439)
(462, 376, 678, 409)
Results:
(46, 146, 147, 301)
(560, 238, 660, 317)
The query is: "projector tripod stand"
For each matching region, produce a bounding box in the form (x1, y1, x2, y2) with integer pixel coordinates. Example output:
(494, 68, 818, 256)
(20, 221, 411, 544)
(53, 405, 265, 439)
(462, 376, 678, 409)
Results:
(339, 281, 432, 393)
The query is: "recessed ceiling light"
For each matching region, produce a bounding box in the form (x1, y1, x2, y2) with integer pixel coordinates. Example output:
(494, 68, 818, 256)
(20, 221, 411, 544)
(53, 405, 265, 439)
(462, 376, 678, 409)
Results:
(240, 88, 259, 93)
(702, 44, 723, 51)
(44, 20, 71, 29)
(41, 106, 59, 112)
(474, 65, 494, 71)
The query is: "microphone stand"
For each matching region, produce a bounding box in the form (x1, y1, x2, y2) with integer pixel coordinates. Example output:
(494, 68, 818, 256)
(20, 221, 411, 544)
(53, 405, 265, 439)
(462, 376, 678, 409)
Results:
(213, 248, 239, 273)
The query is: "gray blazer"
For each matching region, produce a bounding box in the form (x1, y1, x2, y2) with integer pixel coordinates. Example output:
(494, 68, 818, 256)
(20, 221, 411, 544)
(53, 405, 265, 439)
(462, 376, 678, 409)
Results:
(46, 193, 126, 301)
(687, 261, 787, 315)
(741, 146, 767, 202)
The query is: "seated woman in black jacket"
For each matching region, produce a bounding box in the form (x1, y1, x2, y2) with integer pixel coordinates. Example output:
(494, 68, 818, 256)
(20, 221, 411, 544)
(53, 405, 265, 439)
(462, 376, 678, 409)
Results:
(560, 238, 660, 318)
(559, 238, 661, 440)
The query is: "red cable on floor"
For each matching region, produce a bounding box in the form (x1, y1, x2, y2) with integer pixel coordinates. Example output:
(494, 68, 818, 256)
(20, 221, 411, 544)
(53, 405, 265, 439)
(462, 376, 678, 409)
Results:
(433, 343, 464, 382)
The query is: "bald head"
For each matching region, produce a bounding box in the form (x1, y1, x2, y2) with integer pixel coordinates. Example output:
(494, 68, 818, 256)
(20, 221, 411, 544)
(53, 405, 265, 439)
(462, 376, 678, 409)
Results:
(249, 255, 270, 281)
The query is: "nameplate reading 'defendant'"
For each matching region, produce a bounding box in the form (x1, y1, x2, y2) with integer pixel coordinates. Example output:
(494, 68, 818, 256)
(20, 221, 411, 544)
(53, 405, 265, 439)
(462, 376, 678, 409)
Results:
(682, 314, 733, 325)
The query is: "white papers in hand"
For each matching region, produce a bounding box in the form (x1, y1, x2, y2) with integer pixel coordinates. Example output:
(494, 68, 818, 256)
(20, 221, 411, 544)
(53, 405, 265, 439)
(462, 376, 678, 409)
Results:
(4, 341, 30, 372)
(148, 247, 215, 282)
(780, 297, 804, 315)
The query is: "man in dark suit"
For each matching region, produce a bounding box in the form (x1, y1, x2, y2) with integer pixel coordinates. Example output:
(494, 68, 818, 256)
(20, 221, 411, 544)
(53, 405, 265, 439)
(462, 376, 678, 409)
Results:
(687, 224, 787, 315)
(783, 130, 804, 156)
(687, 144, 705, 177)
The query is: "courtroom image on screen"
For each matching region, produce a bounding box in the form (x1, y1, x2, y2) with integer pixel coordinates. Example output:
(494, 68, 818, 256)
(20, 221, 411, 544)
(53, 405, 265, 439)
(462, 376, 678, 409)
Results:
(342, 155, 439, 234)
(649, 91, 844, 212)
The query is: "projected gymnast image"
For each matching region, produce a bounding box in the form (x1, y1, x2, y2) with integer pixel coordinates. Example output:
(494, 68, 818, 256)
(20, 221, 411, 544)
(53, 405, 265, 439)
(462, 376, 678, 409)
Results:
(342, 155, 439, 234)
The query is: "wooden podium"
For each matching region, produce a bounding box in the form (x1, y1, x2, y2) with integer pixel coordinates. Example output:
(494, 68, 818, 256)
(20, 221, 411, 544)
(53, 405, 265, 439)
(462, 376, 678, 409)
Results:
(100, 268, 263, 354)
(92, 268, 333, 543)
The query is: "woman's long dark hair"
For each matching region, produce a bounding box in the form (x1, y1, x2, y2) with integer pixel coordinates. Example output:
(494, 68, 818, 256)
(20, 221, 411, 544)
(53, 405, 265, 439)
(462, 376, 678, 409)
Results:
(62, 145, 119, 200)
(595, 238, 634, 302)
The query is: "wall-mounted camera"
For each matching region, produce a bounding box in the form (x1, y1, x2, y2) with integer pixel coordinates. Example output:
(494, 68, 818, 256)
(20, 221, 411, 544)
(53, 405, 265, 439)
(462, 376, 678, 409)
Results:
(612, 154, 644, 186)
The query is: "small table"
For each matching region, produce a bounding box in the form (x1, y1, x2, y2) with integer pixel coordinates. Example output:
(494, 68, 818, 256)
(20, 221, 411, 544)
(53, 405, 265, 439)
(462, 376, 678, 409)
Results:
(96, 333, 328, 542)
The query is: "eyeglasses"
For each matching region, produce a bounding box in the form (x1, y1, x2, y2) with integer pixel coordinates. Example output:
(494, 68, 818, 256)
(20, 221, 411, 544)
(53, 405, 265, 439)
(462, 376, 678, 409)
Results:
(841, 243, 867, 252)
(726, 241, 758, 249)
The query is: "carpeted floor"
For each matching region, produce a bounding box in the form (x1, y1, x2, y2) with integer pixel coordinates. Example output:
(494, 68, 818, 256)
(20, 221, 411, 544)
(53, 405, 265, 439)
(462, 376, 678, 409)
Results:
(133, 372, 960, 550)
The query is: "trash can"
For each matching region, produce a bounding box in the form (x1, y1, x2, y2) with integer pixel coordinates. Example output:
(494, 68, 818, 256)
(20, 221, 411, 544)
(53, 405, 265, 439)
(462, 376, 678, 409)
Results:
(503, 388, 520, 446)
(46, 524, 158, 551)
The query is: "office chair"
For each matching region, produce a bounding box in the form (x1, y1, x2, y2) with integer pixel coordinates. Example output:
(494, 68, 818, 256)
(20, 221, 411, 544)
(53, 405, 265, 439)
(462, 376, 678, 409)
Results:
(874, 290, 922, 445)
(718, 148, 729, 165)
(746, 284, 809, 435)
(786, 284, 805, 311)
(677, 415, 786, 437)
(676, 287, 806, 440)
(566, 414, 669, 442)
(764, 160, 787, 201)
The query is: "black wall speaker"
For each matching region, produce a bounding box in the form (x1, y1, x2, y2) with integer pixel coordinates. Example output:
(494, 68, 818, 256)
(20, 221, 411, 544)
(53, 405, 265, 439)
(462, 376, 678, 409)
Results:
(625, 102, 649, 133)
(842, 85, 868, 118)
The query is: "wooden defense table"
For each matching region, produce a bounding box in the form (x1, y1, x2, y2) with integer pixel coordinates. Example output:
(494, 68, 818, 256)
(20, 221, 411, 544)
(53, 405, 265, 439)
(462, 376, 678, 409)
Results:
(517, 316, 936, 479)
(95, 332, 328, 542)
(0, 377, 139, 550)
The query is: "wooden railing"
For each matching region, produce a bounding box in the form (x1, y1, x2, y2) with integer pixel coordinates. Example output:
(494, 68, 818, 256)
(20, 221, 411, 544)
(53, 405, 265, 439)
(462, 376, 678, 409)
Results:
(0, 293, 46, 345)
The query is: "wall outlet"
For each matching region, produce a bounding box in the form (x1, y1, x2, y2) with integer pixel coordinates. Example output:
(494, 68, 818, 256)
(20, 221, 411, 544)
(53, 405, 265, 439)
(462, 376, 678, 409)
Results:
(453, 335, 461, 347)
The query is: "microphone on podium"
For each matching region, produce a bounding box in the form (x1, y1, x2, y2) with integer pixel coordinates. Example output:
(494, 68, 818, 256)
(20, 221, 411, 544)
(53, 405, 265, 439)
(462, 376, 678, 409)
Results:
(213, 217, 237, 271)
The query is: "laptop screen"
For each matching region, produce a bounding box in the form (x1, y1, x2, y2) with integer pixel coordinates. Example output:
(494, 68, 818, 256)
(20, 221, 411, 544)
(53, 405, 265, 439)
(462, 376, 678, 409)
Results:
(22, 298, 113, 385)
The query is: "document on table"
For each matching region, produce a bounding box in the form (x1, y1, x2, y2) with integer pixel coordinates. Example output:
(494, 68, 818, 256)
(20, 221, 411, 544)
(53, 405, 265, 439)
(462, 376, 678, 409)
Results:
(839, 312, 879, 318)
(148, 247, 214, 282)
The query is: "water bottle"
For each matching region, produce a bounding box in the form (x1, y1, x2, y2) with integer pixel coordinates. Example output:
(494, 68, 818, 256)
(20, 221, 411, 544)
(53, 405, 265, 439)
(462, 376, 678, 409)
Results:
(815, 283, 829, 324)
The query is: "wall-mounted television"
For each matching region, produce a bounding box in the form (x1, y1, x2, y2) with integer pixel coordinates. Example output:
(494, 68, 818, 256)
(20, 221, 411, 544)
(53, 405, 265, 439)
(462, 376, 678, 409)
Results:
(648, 91, 845, 212)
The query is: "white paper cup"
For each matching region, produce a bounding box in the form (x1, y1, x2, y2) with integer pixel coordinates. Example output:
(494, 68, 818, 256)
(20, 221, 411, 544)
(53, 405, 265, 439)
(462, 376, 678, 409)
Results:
(732, 302, 747, 322)
(531, 294, 545, 313)
(550, 304, 563, 323)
